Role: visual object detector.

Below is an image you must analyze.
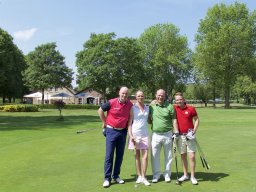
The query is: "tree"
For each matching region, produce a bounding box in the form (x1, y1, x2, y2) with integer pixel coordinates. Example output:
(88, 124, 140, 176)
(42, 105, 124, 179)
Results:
(139, 23, 192, 99)
(233, 75, 256, 105)
(24, 42, 73, 104)
(194, 2, 256, 108)
(76, 33, 143, 101)
(54, 100, 65, 120)
(193, 82, 212, 107)
(0, 28, 26, 103)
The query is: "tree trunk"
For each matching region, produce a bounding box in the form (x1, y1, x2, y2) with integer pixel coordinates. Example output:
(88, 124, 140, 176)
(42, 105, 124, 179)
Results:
(212, 84, 216, 108)
(224, 86, 230, 108)
(41, 88, 45, 104)
(102, 90, 106, 103)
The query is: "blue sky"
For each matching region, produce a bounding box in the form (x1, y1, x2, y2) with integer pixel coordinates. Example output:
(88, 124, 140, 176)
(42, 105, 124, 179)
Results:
(0, 0, 255, 87)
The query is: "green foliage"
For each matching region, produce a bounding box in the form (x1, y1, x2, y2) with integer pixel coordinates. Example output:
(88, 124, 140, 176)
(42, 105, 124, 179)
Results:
(76, 33, 143, 100)
(24, 42, 74, 104)
(233, 75, 256, 104)
(62, 104, 99, 110)
(38, 104, 99, 110)
(53, 100, 65, 120)
(193, 83, 212, 106)
(194, 2, 256, 108)
(53, 100, 65, 110)
(0, 28, 26, 102)
(1, 104, 39, 112)
(139, 23, 192, 98)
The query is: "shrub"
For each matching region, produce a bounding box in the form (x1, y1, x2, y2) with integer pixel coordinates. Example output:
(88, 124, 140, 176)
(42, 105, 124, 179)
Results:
(54, 100, 65, 120)
(1, 105, 39, 112)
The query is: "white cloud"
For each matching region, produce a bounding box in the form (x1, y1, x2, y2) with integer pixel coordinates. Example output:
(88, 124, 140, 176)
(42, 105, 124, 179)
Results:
(13, 28, 38, 41)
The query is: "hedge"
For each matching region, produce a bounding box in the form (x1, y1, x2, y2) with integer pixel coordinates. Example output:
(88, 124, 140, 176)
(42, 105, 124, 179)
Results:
(1, 105, 39, 112)
(0, 104, 99, 112)
(38, 104, 99, 110)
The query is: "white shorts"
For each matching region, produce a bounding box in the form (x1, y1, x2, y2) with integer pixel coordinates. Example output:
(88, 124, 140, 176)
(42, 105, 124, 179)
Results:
(177, 135, 196, 154)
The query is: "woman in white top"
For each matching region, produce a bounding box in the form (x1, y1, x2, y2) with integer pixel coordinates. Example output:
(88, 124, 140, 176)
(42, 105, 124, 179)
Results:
(128, 90, 150, 186)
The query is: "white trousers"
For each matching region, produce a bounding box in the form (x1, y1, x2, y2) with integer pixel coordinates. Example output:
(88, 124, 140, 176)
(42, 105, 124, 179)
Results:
(151, 131, 173, 178)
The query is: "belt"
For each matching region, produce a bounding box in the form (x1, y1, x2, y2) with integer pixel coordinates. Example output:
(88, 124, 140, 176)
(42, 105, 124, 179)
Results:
(153, 131, 172, 135)
(180, 133, 187, 135)
(106, 125, 125, 130)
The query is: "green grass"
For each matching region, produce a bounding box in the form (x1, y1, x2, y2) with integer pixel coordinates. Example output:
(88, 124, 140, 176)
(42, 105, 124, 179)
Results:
(0, 108, 256, 192)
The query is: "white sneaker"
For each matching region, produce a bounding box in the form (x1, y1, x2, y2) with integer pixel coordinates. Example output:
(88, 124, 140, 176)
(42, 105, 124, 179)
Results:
(152, 176, 160, 183)
(136, 176, 142, 184)
(115, 177, 125, 184)
(164, 175, 171, 183)
(142, 178, 151, 186)
(191, 177, 198, 185)
(103, 180, 110, 188)
(178, 175, 189, 182)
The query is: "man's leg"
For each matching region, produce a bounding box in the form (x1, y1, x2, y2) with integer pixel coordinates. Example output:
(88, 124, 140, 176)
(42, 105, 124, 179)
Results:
(112, 129, 127, 179)
(189, 152, 196, 178)
(151, 133, 162, 181)
(163, 132, 172, 180)
(181, 153, 188, 176)
(177, 135, 189, 179)
(187, 139, 198, 184)
(104, 128, 116, 180)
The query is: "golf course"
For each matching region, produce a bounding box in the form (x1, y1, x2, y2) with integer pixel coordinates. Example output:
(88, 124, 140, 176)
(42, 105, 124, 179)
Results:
(1, 106, 255, 192)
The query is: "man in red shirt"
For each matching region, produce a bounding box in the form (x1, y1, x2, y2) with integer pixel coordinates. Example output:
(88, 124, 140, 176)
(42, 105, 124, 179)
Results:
(98, 87, 133, 188)
(174, 92, 199, 185)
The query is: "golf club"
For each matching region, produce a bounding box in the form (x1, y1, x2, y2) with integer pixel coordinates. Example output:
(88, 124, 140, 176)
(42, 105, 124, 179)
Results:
(197, 144, 208, 169)
(76, 128, 96, 134)
(199, 155, 206, 168)
(173, 138, 181, 185)
(195, 139, 210, 169)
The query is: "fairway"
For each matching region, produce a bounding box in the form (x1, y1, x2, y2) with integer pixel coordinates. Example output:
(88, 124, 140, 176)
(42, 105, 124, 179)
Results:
(0, 108, 256, 192)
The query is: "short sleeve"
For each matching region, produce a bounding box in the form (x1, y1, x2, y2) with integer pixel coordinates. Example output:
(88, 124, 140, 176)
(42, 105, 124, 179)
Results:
(191, 107, 197, 117)
(168, 104, 176, 119)
(149, 105, 153, 116)
(100, 101, 111, 111)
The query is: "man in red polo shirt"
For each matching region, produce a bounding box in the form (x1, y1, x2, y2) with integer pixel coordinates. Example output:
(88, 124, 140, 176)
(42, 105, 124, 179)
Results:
(98, 87, 133, 188)
(174, 92, 199, 185)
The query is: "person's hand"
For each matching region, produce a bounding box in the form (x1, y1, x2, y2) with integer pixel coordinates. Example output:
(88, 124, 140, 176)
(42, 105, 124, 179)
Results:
(102, 128, 106, 137)
(186, 129, 195, 140)
(102, 123, 106, 129)
(133, 136, 142, 143)
(172, 132, 179, 139)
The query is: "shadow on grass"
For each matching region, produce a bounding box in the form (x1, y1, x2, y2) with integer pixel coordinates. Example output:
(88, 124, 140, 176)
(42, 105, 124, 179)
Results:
(0, 115, 101, 131)
(125, 172, 229, 183)
(195, 172, 229, 182)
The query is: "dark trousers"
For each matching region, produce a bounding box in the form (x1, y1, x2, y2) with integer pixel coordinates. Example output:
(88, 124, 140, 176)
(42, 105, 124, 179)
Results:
(104, 128, 127, 180)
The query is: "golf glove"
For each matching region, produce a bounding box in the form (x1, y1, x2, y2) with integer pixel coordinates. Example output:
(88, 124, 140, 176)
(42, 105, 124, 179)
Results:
(186, 129, 195, 140)
(102, 128, 106, 137)
(172, 132, 179, 139)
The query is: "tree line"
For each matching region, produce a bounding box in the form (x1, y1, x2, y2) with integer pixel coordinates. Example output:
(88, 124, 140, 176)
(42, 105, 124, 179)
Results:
(0, 2, 255, 107)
